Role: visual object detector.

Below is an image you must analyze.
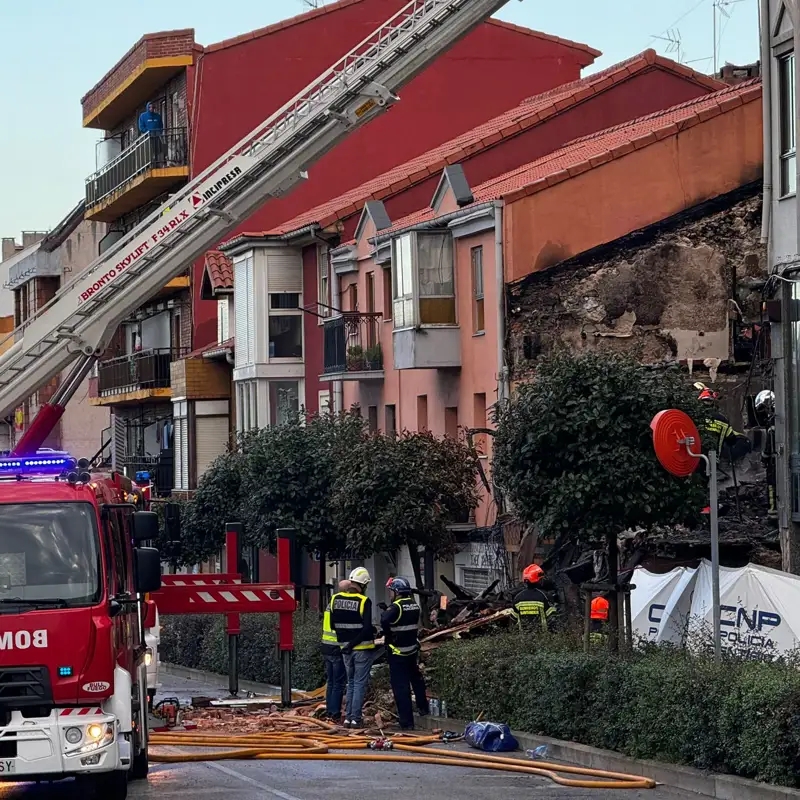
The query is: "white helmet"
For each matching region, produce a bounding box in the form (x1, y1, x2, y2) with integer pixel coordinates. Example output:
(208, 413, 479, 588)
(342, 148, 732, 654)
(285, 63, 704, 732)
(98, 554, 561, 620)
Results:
(349, 567, 371, 586)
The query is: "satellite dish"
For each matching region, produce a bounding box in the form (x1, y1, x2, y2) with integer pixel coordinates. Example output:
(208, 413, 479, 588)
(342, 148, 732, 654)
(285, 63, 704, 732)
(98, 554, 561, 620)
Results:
(650, 409, 701, 477)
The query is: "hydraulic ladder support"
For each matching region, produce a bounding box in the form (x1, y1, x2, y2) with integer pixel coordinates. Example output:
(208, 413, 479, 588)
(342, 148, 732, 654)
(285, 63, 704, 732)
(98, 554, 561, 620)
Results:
(1, 0, 513, 453)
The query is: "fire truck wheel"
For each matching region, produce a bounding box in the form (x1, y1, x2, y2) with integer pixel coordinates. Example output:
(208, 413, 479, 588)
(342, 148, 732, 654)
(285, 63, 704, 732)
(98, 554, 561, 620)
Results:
(131, 744, 149, 780)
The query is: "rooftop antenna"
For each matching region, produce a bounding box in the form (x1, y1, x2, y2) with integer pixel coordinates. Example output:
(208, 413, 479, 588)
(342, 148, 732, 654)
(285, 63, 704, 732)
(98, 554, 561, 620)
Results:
(652, 28, 683, 63)
(713, 0, 746, 74)
(301, 0, 326, 7)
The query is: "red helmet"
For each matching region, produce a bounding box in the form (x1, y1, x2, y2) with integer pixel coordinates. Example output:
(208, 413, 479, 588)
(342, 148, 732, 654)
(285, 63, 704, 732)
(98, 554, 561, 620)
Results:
(522, 564, 544, 584)
(590, 597, 609, 621)
(695, 383, 718, 402)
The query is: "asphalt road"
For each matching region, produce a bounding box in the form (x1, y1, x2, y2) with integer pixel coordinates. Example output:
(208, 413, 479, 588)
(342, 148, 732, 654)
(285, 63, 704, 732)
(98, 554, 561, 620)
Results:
(0, 673, 697, 800)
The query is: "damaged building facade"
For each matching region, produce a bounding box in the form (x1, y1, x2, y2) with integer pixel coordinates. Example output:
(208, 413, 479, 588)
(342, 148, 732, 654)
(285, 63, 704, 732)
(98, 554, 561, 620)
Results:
(507, 185, 767, 426)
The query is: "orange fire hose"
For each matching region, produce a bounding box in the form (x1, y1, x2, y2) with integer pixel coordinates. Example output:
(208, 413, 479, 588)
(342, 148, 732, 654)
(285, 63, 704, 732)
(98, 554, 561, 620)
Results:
(148, 725, 657, 790)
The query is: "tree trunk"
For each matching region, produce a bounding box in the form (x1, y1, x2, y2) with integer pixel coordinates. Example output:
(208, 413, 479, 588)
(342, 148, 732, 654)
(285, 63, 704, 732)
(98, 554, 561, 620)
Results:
(606, 530, 619, 652)
(408, 543, 427, 616)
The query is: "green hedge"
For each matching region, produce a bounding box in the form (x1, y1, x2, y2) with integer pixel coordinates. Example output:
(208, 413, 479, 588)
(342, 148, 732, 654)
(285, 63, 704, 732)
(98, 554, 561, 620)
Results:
(160, 612, 325, 691)
(429, 633, 800, 787)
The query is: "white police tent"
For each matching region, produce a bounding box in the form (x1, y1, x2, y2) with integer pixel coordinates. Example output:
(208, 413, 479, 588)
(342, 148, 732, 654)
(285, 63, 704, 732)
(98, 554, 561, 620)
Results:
(630, 561, 800, 658)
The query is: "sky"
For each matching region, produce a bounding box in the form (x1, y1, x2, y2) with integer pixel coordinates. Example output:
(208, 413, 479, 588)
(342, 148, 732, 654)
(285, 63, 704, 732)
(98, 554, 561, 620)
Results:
(1, 0, 759, 238)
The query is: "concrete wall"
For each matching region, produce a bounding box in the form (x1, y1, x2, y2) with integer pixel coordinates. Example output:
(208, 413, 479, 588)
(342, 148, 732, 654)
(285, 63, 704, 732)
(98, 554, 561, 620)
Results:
(504, 96, 764, 282)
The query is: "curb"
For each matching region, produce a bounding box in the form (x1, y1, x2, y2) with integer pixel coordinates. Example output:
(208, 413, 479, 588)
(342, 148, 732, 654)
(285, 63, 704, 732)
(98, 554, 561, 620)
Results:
(415, 716, 800, 800)
(161, 662, 283, 696)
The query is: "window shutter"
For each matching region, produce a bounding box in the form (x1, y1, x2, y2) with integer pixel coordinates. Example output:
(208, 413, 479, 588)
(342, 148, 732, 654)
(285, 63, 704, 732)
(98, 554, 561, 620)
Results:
(266, 251, 302, 293)
(173, 416, 189, 491)
(195, 416, 229, 480)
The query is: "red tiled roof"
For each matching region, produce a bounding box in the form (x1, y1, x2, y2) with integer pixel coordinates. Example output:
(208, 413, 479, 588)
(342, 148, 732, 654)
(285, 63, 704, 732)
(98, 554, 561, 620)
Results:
(184, 338, 234, 360)
(244, 50, 724, 240)
(377, 79, 762, 237)
(205, 250, 233, 292)
(205, 1, 598, 57)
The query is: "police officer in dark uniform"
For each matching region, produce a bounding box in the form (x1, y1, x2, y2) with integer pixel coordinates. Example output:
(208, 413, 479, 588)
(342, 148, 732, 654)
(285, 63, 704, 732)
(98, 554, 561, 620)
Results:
(512, 564, 555, 631)
(381, 577, 429, 730)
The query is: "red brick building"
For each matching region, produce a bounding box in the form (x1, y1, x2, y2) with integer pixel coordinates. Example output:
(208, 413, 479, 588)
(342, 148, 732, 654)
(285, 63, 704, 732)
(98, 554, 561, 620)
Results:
(79, 0, 600, 494)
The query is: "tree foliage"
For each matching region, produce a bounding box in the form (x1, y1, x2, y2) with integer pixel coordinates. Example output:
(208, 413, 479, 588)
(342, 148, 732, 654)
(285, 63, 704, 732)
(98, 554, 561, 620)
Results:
(333, 429, 481, 560)
(174, 411, 480, 567)
(492, 353, 707, 546)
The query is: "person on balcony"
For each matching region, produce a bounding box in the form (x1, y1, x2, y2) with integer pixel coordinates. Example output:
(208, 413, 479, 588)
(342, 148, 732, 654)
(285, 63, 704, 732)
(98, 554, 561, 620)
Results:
(138, 102, 164, 164)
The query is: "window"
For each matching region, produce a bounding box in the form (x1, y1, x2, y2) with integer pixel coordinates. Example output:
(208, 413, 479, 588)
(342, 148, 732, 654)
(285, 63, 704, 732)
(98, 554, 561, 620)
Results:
(385, 404, 397, 436)
(318, 245, 330, 319)
(780, 52, 797, 196)
(473, 393, 487, 455)
(270, 293, 300, 309)
(417, 395, 428, 431)
(269, 315, 303, 358)
(348, 284, 359, 312)
(217, 298, 230, 343)
(382, 267, 393, 321)
(445, 407, 458, 439)
(417, 232, 455, 325)
(318, 390, 332, 415)
(393, 234, 414, 328)
(269, 381, 300, 426)
(368, 405, 378, 432)
(471, 246, 485, 333)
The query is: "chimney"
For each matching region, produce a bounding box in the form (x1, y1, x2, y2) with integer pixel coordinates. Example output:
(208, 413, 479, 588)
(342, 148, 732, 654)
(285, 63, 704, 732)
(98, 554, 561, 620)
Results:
(717, 61, 761, 85)
(1, 238, 19, 263)
(21, 231, 47, 249)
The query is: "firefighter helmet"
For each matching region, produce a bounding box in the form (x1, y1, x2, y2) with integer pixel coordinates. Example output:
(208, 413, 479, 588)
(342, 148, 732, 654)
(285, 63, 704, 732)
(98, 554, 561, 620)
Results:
(755, 389, 775, 419)
(349, 567, 371, 586)
(590, 597, 609, 621)
(522, 564, 544, 584)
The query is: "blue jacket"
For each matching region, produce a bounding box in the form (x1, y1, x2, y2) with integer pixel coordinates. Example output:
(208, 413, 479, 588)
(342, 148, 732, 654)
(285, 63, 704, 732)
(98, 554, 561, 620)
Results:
(138, 110, 163, 134)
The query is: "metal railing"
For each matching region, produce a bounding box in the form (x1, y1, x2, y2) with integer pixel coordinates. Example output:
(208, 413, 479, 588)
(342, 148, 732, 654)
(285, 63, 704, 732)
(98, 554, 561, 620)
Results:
(86, 128, 188, 208)
(323, 312, 383, 375)
(98, 347, 187, 395)
(123, 454, 174, 496)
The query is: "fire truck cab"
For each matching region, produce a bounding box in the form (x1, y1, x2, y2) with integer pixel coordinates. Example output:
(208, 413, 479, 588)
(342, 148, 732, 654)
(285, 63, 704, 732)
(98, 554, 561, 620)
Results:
(0, 453, 161, 798)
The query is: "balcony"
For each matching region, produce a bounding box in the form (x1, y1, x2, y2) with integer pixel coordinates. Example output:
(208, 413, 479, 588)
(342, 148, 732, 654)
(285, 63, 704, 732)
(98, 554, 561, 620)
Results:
(122, 455, 174, 497)
(92, 347, 188, 406)
(85, 129, 189, 222)
(322, 312, 384, 381)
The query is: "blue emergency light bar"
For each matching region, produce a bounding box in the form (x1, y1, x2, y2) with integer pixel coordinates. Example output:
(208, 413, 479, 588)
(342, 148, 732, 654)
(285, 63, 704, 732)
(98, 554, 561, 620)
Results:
(0, 452, 76, 475)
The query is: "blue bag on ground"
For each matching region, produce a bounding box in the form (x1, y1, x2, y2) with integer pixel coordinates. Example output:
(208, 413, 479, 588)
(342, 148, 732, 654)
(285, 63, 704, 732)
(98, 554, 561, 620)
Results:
(463, 721, 519, 752)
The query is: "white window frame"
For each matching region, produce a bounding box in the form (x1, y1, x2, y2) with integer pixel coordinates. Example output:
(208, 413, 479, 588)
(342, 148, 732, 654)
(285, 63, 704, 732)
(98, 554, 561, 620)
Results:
(318, 244, 330, 322)
(779, 51, 797, 197)
(268, 291, 304, 361)
(392, 233, 415, 329)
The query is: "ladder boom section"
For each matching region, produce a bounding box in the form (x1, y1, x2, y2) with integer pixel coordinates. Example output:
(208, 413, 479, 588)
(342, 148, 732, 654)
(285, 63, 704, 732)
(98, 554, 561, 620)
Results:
(0, 0, 510, 419)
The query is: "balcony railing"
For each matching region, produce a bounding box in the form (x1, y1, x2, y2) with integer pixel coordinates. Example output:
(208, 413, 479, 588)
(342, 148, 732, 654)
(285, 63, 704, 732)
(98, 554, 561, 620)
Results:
(122, 454, 174, 497)
(86, 128, 188, 208)
(323, 312, 383, 376)
(98, 347, 188, 395)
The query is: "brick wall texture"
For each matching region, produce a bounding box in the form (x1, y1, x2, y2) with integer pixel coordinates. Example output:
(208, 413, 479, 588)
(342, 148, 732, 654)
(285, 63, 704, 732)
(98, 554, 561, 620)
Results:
(81, 30, 195, 120)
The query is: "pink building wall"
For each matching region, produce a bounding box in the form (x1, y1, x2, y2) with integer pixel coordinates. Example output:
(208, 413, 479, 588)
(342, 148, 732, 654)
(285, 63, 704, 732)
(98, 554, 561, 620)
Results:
(336, 193, 500, 526)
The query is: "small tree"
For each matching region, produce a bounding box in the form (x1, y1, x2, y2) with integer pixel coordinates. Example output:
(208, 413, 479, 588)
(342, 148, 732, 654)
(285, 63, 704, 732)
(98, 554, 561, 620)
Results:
(493, 353, 708, 645)
(239, 411, 366, 555)
(179, 449, 244, 566)
(334, 429, 481, 591)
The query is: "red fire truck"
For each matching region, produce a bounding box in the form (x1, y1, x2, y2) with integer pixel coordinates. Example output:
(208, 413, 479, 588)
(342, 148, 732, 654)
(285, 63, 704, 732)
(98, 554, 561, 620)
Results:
(0, 453, 160, 796)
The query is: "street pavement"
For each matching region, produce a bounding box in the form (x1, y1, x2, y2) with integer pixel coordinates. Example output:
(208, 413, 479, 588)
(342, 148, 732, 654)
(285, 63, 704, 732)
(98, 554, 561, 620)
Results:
(1, 673, 698, 800)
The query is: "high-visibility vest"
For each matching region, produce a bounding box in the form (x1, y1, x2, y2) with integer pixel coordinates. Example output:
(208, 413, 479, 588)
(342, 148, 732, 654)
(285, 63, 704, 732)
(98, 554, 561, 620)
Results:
(388, 596, 420, 656)
(321, 606, 338, 646)
(330, 592, 374, 650)
(512, 588, 554, 632)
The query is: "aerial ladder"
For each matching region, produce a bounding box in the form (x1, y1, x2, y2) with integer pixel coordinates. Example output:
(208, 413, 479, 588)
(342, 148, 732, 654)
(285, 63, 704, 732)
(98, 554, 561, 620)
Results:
(0, 0, 513, 456)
